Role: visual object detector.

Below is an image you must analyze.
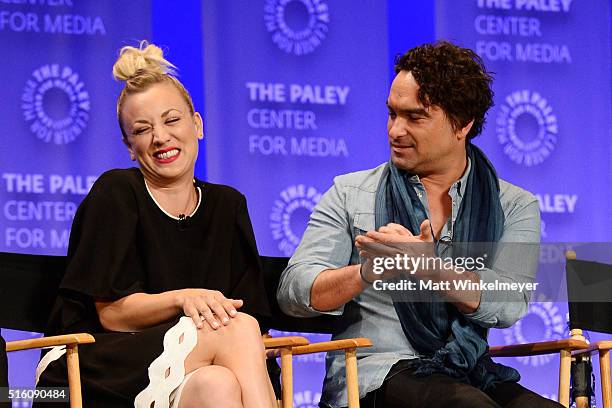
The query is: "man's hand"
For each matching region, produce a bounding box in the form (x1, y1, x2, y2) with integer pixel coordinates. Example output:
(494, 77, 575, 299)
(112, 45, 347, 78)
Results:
(355, 220, 435, 281)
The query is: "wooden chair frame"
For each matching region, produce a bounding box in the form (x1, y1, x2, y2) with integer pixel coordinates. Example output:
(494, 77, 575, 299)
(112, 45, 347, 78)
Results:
(266, 337, 372, 408)
(6, 333, 369, 408)
(571, 340, 612, 407)
(489, 250, 612, 408)
(6, 333, 95, 408)
(489, 330, 589, 407)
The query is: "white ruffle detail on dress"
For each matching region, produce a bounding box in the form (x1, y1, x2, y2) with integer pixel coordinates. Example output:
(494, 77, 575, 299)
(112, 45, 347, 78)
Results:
(35, 345, 67, 385)
(134, 316, 199, 408)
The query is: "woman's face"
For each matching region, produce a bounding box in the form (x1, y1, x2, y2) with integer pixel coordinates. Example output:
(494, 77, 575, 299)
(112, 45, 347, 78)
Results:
(121, 81, 203, 185)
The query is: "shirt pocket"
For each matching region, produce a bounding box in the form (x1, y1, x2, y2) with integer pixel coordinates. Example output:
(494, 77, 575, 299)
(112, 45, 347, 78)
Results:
(353, 212, 375, 239)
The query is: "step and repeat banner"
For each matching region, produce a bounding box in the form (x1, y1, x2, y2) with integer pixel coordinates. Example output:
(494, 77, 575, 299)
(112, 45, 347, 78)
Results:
(201, 0, 390, 404)
(1, 0, 611, 406)
(436, 0, 612, 403)
(0, 0, 150, 395)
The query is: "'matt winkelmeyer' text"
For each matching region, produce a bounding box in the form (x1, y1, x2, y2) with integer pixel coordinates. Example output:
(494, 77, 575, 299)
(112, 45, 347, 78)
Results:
(373, 279, 538, 292)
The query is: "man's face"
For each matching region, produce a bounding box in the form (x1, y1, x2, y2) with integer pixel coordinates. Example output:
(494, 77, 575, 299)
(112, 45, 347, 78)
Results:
(386, 70, 466, 174)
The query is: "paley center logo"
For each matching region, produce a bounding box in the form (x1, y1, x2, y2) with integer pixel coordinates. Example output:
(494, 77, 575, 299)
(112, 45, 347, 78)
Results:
(502, 294, 566, 367)
(270, 184, 321, 256)
(496, 89, 558, 166)
(293, 390, 321, 408)
(264, 0, 329, 56)
(22, 64, 90, 145)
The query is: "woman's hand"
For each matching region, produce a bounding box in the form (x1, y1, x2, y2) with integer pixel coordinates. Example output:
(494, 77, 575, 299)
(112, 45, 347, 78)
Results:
(177, 289, 244, 330)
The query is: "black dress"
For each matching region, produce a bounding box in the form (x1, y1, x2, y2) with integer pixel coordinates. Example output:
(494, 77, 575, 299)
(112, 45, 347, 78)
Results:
(35, 168, 272, 407)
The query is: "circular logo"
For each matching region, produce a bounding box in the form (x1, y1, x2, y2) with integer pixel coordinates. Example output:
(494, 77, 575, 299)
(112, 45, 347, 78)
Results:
(502, 294, 567, 367)
(496, 89, 558, 166)
(293, 390, 321, 408)
(270, 184, 321, 256)
(264, 0, 329, 56)
(22, 64, 90, 145)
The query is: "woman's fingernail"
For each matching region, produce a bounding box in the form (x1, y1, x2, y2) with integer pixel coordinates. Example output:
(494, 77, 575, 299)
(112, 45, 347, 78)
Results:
(229, 310, 237, 316)
(212, 322, 219, 329)
(222, 317, 229, 324)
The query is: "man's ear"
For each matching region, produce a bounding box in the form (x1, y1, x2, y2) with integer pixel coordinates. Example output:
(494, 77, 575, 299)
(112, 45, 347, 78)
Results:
(194, 112, 204, 140)
(457, 120, 474, 141)
(123, 137, 136, 161)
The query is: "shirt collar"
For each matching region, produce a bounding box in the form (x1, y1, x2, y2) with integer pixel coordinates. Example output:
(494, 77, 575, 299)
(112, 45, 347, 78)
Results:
(405, 156, 471, 198)
(454, 157, 471, 198)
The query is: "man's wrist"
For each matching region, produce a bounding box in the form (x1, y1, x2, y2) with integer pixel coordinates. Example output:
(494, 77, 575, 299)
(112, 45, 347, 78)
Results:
(359, 263, 375, 284)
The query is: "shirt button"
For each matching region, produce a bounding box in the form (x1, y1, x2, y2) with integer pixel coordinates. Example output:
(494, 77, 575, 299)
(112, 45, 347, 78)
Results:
(417, 192, 423, 198)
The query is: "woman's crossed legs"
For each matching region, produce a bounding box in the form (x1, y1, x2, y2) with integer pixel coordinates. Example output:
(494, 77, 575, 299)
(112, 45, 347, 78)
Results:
(177, 312, 276, 408)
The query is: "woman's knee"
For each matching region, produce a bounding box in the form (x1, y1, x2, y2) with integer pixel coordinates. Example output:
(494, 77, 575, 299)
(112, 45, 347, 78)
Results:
(189, 312, 263, 363)
(179, 365, 242, 407)
(232, 312, 261, 332)
(216, 312, 264, 356)
(224, 312, 263, 342)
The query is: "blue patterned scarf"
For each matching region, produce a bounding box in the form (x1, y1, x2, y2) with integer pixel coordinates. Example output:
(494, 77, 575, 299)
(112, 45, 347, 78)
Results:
(374, 143, 519, 389)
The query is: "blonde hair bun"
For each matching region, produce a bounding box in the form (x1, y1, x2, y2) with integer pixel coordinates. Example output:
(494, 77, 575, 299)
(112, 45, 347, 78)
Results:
(112, 41, 176, 82)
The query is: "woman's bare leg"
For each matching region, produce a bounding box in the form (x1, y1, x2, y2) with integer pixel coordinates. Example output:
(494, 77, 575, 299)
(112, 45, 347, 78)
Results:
(178, 365, 242, 408)
(181, 312, 276, 408)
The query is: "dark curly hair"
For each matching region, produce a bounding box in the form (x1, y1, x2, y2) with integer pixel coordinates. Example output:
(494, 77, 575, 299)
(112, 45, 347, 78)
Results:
(394, 41, 494, 140)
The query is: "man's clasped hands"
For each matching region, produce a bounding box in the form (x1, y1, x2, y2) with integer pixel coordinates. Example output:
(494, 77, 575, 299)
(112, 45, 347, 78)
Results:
(355, 219, 439, 282)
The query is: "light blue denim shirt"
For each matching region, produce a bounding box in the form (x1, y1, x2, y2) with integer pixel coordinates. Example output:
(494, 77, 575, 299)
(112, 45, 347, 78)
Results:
(277, 161, 541, 408)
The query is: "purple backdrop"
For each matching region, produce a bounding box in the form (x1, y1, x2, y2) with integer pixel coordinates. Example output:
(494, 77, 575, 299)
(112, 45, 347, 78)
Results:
(436, 0, 612, 404)
(0, 0, 610, 407)
(0, 0, 150, 401)
(202, 0, 389, 402)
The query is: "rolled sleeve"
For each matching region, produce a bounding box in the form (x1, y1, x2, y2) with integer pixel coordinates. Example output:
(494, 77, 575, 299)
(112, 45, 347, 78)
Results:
(463, 266, 530, 328)
(277, 178, 355, 317)
(462, 198, 541, 328)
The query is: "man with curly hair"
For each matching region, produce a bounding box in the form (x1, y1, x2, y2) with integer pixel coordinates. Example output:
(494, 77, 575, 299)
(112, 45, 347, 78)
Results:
(277, 41, 558, 407)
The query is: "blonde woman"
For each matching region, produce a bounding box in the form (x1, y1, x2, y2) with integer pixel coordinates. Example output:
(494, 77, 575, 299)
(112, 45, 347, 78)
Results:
(35, 42, 277, 408)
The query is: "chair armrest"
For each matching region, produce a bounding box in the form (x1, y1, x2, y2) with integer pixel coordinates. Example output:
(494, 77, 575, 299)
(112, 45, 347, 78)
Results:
(572, 340, 612, 356)
(6, 333, 95, 352)
(489, 339, 588, 358)
(594, 341, 612, 350)
(267, 338, 372, 357)
(263, 336, 309, 349)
